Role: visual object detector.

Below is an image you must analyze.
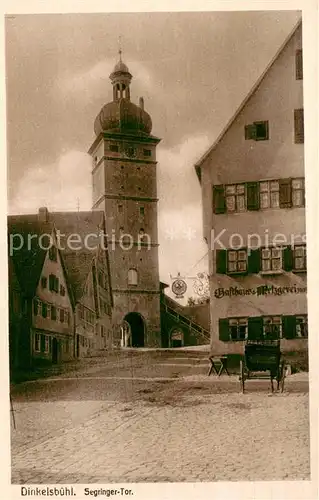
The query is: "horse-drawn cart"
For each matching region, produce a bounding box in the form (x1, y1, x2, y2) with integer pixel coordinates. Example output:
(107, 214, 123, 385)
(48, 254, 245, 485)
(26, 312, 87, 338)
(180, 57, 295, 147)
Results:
(239, 339, 286, 393)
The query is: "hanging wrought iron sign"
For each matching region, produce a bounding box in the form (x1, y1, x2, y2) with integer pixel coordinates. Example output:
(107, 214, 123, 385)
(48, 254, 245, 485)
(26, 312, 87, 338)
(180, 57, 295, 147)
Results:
(171, 272, 187, 299)
(192, 272, 209, 297)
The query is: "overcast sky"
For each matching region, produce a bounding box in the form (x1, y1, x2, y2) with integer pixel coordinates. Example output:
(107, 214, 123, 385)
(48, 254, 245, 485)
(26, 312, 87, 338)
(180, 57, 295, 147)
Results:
(6, 11, 301, 298)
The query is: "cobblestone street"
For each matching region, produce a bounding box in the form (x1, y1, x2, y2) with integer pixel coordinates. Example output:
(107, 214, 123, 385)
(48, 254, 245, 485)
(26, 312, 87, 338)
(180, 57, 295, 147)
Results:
(10, 351, 310, 483)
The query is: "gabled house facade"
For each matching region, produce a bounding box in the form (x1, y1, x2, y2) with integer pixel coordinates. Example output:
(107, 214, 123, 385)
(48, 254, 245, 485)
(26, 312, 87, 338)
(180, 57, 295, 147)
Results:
(195, 20, 307, 354)
(32, 231, 74, 364)
(8, 207, 114, 371)
(8, 220, 75, 369)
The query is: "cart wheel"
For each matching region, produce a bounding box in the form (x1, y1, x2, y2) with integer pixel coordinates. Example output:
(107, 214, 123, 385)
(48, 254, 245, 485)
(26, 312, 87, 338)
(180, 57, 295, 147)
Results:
(239, 360, 245, 393)
(280, 360, 286, 393)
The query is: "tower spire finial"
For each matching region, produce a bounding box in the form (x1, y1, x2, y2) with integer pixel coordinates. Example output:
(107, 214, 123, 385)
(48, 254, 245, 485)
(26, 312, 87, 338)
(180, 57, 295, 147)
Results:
(118, 35, 122, 61)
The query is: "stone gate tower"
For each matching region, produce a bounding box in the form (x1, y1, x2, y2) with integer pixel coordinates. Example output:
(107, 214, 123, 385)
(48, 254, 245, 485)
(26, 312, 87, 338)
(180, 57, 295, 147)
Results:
(88, 52, 161, 347)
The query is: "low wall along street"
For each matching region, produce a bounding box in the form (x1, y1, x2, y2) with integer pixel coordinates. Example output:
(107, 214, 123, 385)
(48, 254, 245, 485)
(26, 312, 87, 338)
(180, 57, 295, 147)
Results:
(214, 284, 307, 299)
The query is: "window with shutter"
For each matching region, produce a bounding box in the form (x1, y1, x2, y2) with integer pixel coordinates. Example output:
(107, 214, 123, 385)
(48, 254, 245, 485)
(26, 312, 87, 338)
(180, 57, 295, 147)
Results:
(293, 245, 307, 271)
(219, 318, 230, 341)
(296, 315, 308, 338)
(295, 50, 303, 80)
(245, 124, 256, 140)
(41, 334, 45, 352)
(33, 299, 39, 316)
(254, 121, 269, 141)
(248, 249, 261, 274)
(227, 249, 247, 274)
(49, 274, 54, 291)
(216, 249, 227, 274)
(294, 109, 304, 144)
(263, 316, 282, 339)
(213, 185, 226, 214)
(283, 246, 293, 271)
(292, 178, 305, 207)
(248, 317, 263, 340)
(247, 182, 259, 210)
(279, 179, 292, 208)
(282, 315, 296, 339)
(42, 302, 47, 318)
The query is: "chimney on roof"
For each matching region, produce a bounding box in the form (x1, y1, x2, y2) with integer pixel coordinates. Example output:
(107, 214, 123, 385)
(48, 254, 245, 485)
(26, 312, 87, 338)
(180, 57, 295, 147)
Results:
(38, 207, 49, 223)
(139, 97, 144, 110)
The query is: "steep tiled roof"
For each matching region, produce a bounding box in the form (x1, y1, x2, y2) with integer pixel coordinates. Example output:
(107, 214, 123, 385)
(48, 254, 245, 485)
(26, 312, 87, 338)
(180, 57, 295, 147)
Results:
(7, 210, 110, 304)
(8, 215, 53, 297)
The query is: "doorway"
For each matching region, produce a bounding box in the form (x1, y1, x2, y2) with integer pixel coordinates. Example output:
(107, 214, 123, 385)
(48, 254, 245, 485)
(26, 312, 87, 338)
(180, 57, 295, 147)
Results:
(170, 329, 184, 348)
(124, 312, 145, 347)
(52, 338, 58, 364)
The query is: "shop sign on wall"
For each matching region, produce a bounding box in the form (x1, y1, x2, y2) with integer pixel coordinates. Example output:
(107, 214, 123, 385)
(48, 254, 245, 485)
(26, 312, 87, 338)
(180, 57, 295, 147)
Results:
(214, 284, 307, 299)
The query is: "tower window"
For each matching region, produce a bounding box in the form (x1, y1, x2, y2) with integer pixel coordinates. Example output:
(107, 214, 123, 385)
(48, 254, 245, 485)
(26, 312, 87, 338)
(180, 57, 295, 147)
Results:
(139, 206, 145, 216)
(143, 149, 151, 157)
(110, 144, 119, 152)
(128, 268, 138, 286)
(118, 204, 123, 214)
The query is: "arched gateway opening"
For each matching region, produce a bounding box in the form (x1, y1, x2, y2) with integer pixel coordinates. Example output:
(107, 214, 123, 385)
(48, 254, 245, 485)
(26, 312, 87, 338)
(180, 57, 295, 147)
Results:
(124, 312, 145, 347)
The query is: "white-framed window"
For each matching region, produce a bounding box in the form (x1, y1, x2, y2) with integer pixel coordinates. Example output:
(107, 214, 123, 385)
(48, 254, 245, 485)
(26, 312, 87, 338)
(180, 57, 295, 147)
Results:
(263, 316, 282, 339)
(293, 245, 307, 271)
(259, 180, 280, 209)
(292, 178, 305, 207)
(229, 318, 248, 340)
(128, 268, 138, 286)
(225, 184, 246, 213)
(296, 315, 308, 338)
(44, 335, 50, 353)
(261, 248, 282, 272)
(34, 333, 41, 352)
(227, 249, 247, 273)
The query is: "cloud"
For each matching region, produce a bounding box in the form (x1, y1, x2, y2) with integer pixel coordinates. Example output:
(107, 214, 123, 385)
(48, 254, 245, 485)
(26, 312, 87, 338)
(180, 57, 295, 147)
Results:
(157, 135, 211, 292)
(8, 134, 211, 302)
(9, 151, 92, 214)
(55, 59, 154, 102)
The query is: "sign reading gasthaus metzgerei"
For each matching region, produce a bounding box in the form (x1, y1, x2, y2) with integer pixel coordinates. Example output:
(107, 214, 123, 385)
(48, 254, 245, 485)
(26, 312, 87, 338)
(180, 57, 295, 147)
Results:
(214, 284, 307, 299)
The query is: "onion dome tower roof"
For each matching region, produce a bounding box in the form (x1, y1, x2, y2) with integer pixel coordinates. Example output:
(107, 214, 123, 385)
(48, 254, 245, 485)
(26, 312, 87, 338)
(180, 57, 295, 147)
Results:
(94, 52, 152, 136)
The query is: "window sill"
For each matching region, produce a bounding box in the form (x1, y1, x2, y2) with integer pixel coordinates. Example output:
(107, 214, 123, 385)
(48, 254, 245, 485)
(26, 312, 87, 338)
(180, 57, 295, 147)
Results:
(227, 271, 247, 276)
(260, 270, 283, 276)
(292, 269, 307, 274)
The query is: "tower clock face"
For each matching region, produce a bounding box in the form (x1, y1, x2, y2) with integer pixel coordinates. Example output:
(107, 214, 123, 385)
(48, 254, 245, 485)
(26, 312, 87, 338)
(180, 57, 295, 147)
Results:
(123, 145, 137, 158)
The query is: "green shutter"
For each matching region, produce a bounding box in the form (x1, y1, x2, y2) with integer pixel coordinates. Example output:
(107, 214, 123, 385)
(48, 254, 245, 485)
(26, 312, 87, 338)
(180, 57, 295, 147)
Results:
(245, 124, 256, 140)
(282, 315, 297, 339)
(219, 318, 229, 341)
(279, 178, 292, 208)
(213, 185, 226, 214)
(294, 109, 304, 144)
(283, 246, 293, 271)
(216, 249, 227, 274)
(296, 50, 303, 80)
(248, 249, 261, 274)
(247, 182, 259, 211)
(40, 334, 45, 352)
(248, 316, 263, 340)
